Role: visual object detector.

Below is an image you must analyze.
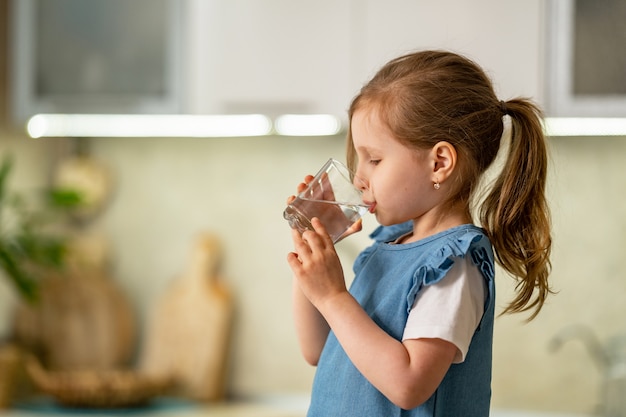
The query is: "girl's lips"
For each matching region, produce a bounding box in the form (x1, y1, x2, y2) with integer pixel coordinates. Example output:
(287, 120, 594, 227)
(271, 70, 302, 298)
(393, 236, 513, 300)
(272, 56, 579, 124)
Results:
(367, 202, 377, 213)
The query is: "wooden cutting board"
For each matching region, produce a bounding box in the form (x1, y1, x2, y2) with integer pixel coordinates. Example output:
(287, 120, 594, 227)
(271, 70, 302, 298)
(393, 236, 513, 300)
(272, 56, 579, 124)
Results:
(139, 232, 234, 402)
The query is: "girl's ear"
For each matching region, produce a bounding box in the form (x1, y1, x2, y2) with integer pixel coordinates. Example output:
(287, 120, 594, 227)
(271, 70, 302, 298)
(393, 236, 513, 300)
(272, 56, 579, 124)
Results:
(430, 141, 457, 182)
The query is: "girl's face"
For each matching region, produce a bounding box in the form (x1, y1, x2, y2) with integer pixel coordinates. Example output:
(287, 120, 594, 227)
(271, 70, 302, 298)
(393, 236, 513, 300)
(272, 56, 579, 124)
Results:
(351, 107, 438, 227)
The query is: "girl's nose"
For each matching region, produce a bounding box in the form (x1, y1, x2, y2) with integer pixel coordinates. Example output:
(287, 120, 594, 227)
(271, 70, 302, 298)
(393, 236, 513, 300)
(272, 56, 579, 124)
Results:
(353, 174, 368, 191)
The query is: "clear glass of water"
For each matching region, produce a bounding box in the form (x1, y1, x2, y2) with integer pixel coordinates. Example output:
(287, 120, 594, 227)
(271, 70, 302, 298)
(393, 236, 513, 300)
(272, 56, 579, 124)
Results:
(283, 158, 370, 243)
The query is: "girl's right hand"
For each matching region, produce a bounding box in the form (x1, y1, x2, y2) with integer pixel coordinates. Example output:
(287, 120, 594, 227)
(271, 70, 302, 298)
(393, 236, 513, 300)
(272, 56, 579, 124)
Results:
(286, 174, 315, 205)
(336, 218, 363, 242)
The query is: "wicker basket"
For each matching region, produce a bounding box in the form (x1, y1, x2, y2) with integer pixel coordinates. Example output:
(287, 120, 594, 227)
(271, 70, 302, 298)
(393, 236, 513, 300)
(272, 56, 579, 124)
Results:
(26, 357, 173, 408)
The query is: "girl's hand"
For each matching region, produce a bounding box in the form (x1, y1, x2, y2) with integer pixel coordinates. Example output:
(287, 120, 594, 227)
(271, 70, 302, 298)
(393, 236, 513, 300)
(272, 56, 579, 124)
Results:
(287, 217, 347, 308)
(286, 174, 315, 205)
(336, 218, 363, 242)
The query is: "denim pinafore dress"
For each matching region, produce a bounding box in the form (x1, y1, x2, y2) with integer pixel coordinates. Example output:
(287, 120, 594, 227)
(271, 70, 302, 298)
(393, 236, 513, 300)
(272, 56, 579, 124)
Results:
(307, 223, 496, 417)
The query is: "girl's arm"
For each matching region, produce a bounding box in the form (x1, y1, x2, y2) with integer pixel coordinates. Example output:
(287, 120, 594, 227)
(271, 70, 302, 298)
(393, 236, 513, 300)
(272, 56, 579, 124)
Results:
(287, 218, 457, 409)
(287, 175, 361, 364)
(287, 176, 332, 364)
(292, 279, 330, 365)
(317, 290, 457, 409)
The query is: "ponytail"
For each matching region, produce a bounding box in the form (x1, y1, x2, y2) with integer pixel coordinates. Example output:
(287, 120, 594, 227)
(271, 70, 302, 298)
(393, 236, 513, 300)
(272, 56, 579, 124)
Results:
(479, 99, 553, 320)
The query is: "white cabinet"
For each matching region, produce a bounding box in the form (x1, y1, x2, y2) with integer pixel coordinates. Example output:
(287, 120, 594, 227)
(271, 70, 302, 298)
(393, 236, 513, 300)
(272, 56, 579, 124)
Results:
(184, 0, 357, 117)
(184, 0, 543, 118)
(545, 0, 626, 117)
(352, 0, 543, 102)
(11, 0, 545, 122)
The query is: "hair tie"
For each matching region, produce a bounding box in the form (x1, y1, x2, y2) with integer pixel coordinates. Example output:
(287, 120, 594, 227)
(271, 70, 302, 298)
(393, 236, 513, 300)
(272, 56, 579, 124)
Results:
(499, 100, 508, 115)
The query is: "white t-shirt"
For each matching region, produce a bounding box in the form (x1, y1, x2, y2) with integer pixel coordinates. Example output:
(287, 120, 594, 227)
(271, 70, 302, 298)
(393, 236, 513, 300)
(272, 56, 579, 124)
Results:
(401, 256, 487, 363)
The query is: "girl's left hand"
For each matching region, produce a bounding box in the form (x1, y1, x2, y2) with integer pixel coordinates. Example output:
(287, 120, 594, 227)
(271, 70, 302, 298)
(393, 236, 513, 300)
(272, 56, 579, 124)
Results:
(287, 217, 347, 308)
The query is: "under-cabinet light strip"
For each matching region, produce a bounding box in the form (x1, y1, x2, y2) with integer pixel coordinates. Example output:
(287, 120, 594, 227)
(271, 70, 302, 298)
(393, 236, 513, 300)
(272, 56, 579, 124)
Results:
(543, 117, 626, 137)
(274, 114, 342, 136)
(26, 113, 344, 138)
(26, 114, 626, 138)
(27, 114, 273, 138)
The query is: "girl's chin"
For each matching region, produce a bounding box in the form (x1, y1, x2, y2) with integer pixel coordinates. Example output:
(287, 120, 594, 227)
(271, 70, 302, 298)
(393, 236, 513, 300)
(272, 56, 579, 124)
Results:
(375, 215, 394, 227)
(377, 216, 413, 227)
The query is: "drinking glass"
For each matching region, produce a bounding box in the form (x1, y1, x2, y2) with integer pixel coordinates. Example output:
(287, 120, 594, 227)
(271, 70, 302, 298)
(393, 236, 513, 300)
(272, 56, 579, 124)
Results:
(283, 158, 369, 243)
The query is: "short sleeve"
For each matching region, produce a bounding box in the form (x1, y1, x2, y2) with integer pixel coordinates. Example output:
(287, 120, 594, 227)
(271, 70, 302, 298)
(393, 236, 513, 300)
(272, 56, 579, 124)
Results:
(402, 256, 486, 363)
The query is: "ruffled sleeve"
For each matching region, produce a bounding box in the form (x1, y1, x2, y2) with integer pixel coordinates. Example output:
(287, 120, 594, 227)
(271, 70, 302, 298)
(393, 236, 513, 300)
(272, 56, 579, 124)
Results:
(406, 227, 495, 314)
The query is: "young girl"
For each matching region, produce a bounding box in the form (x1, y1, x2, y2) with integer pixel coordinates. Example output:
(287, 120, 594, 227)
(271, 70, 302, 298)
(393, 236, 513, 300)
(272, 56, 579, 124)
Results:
(286, 50, 552, 416)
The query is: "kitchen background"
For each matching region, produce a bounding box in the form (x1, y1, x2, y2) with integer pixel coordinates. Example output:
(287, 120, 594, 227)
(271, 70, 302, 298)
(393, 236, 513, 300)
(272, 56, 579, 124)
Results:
(1, 0, 626, 416)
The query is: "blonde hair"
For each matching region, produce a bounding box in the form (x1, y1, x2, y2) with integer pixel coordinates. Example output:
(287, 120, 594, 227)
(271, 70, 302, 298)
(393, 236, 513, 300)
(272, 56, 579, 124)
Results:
(346, 50, 552, 320)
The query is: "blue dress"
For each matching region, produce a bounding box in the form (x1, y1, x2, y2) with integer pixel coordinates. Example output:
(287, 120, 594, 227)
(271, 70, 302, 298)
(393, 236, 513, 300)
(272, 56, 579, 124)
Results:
(307, 222, 496, 417)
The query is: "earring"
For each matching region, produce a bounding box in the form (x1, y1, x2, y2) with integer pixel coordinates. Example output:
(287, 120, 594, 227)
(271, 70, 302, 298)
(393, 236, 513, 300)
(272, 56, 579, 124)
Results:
(433, 182, 440, 190)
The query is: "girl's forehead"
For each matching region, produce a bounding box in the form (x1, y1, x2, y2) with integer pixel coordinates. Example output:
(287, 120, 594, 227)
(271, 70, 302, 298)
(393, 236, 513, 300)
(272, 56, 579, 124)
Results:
(352, 113, 412, 156)
(352, 106, 386, 132)
(354, 101, 383, 120)
(351, 115, 383, 147)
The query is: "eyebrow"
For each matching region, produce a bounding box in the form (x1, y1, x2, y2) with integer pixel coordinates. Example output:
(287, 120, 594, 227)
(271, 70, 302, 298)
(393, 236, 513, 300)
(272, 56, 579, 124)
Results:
(355, 144, 383, 154)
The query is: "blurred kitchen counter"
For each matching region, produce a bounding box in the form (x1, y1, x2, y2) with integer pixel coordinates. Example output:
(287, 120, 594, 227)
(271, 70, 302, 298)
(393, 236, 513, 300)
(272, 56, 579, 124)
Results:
(0, 395, 309, 417)
(1, 396, 591, 417)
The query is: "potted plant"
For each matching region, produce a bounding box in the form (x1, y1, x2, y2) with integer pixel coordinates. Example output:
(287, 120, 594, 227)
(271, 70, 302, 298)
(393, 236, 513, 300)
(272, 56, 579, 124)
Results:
(0, 154, 81, 303)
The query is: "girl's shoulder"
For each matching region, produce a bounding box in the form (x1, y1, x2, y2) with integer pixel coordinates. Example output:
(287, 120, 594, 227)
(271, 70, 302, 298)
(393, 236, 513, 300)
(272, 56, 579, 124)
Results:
(418, 224, 495, 287)
(368, 222, 488, 248)
(357, 222, 494, 283)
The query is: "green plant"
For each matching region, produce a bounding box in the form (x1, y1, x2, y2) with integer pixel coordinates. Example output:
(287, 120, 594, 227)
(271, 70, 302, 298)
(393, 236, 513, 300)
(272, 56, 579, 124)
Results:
(0, 155, 82, 302)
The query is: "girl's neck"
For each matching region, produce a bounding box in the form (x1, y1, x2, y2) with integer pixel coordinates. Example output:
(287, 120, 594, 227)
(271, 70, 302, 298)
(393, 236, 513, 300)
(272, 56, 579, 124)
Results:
(402, 208, 472, 244)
